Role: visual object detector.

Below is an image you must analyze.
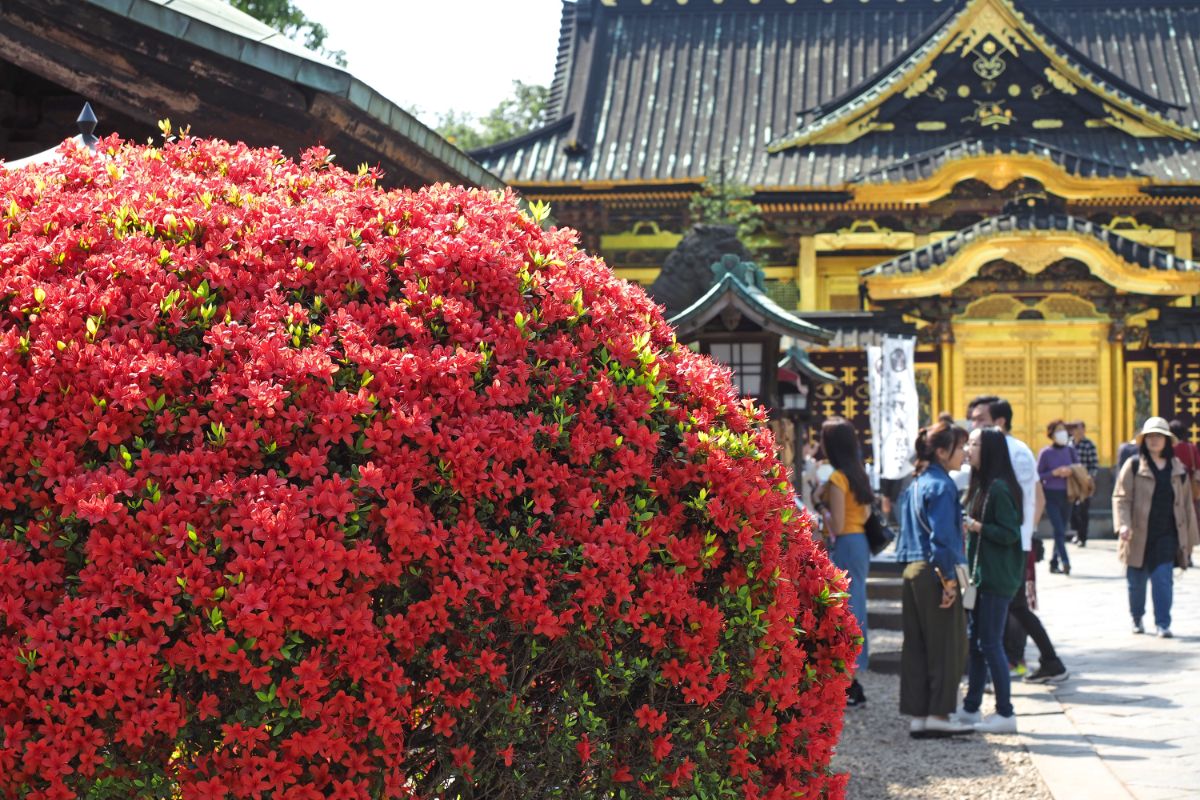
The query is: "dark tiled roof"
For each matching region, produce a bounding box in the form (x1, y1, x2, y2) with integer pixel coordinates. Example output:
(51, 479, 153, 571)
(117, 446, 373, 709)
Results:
(779, 346, 841, 385)
(668, 257, 833, 345)
(862, 213, 1200, 277)
(1147, 308, 1200, 345)
(795, 311, 917, 350)
(480, 0, 1200, 186)
(848, 137, 1146, 185)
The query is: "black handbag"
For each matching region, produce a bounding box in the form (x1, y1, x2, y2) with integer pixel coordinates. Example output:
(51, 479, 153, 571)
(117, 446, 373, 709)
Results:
(864, 508, 894, 555)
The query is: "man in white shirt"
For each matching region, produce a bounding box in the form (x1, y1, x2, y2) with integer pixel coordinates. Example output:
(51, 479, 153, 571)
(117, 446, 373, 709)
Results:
(966, 397, 1036, 551)
(965, 395, 1068, 684)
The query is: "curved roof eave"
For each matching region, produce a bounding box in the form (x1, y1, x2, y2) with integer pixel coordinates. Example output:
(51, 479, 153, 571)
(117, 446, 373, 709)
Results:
(83, 0, 503, 189)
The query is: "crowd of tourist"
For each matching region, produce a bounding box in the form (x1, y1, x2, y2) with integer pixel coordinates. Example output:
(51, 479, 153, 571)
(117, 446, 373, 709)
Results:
(804, 397, 1200, 737)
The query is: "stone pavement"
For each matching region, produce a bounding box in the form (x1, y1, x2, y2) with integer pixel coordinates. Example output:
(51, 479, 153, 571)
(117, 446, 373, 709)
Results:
(1010, 538, 1200, 800)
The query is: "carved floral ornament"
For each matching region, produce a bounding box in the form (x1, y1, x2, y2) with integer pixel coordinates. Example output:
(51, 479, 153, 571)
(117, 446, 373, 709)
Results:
(960, 294, 1101, 320)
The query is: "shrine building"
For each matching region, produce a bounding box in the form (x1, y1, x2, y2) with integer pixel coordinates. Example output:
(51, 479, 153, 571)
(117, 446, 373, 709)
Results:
(476, 0, 1200, 463)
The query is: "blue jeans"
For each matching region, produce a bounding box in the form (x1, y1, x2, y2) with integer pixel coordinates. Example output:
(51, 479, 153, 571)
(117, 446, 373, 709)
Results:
(964, 590, 1014, 718)
(1044, 488, 1071, 570)
(830, 533, 870, 673)
(1127, 561, 1174, 629)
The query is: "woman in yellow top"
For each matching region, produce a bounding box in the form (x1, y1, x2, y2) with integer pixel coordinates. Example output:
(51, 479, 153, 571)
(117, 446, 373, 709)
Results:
(814, 416, 874, 707)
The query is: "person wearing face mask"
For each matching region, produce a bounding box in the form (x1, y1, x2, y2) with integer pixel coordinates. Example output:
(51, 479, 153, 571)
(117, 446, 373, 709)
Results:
(1113, 417, 1200, 637)
(895, 419, 973, 738)
(1037, 420, 1079, 576)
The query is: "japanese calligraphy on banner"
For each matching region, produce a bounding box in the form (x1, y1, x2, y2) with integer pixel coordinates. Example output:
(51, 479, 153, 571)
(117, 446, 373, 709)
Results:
(868, 336, 919, 482)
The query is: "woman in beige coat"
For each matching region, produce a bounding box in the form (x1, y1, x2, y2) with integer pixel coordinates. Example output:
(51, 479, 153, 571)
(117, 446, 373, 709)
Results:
(1113, 417, 1200, 637)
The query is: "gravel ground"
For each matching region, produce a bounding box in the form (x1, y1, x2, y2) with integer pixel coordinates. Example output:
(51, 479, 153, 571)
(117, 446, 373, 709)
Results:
(830, 668, 1053, 800)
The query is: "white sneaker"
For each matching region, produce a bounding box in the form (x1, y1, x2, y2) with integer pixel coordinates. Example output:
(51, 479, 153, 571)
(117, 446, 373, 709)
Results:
(1157, 627, 1174, 639)
(952, 709, 982, 725)
(974, 713, 1018, 734)
(922, 716, 975, 736)
(909, 717, 927, 737)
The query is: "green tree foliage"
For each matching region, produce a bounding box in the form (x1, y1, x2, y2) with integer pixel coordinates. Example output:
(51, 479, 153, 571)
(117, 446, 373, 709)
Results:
(230, 0, 348, 66)
(437, 81, 549, 151)
(688, 175, 768, 256)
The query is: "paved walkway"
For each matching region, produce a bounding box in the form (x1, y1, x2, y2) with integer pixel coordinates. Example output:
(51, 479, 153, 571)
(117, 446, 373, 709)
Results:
(1011, 538, 1200, 800)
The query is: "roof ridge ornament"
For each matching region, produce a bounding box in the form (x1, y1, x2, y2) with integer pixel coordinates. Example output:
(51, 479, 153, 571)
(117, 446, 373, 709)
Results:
(710, 254, 767, 292)
(77, 103, 99, 151)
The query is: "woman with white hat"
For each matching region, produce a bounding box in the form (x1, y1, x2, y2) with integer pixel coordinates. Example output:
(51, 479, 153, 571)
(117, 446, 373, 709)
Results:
(1112, 417, 1200, 637)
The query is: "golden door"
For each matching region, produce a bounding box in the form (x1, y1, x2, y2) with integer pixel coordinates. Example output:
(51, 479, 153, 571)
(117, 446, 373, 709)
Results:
(953, 320, 1113, 461)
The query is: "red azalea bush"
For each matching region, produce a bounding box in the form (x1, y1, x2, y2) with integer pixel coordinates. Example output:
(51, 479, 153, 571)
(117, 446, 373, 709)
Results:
(0, 134, 859, 800)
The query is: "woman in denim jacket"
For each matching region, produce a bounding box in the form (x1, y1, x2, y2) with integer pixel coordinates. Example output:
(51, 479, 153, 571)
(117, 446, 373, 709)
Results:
(895, 419, 972, 738)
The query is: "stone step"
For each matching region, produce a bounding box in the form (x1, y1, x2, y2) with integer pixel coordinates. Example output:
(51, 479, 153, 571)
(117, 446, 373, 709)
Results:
(867, 597, 902, 631)
(868, 557, 903, 576)
(868, 649, 901, 675)
(866, 627, 902, 675)
(866, 575, 903, 602)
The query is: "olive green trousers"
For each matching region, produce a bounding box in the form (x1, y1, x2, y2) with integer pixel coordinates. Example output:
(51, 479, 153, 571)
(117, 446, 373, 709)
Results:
(900, 560, 968, 717)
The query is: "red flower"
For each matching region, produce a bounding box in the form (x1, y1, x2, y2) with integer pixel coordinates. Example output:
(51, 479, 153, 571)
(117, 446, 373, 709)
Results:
(575, 734, 593, 763)
(634, 704, 667, 732)
(652, 734, 673, 762)
(0, 135, 855, 800)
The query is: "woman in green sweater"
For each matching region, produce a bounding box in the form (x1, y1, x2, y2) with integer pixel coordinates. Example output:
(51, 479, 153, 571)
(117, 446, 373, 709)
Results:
(956, 426, 1025, 734)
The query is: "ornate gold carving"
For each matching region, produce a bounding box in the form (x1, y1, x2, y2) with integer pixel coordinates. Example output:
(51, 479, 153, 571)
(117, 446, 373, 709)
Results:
(814, 219, 917, 251)
(1100, 218, 1176, 248)
(904, 70, 939, 99)
(600, 220, 683, 251)
(1098, 104, 1163, 138)
(865, 233, 1200, 301)
(1032, 119, 1064, 129)
(950, 4, 1030, 57)
(851, 154, 1148, 205)
(769, 0, 1200, 151)
(1036, 357, 1098, 386)
(1008, 84, 1022, 97)
(963, 100, 1014, 128)
(973, 51, 1007, 80)
(1031, 84, 1048, 100)
(1043, 67, 1077, 95)
(1103, 216, 1150, 232)
(917, 121, 948, 131)
(842, 220, 887, 234)
(816, 110, 894, 144)
(930, 86, 949, 102)
(965, 357, 1026, 387)
(1038, 295, 1100, 319)
(960, 293, 1099, 322)
(962, 295, 1024, 319)
(1021, 248, 1064, 273)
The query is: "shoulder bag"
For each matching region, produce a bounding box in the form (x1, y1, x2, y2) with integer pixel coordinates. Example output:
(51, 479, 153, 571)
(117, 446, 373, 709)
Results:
(864, 504, 895, 556)
(961, 489, 990, 611)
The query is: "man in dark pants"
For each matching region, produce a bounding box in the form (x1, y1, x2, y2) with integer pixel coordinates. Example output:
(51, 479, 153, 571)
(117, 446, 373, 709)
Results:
(1069, 420, 1098, 546)
(966, 396, 1069, 684)
(1004, 539, 1066, 682)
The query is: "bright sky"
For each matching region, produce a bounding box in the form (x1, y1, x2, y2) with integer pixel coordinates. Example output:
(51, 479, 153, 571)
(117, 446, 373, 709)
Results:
(292, 0, 565, 126)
